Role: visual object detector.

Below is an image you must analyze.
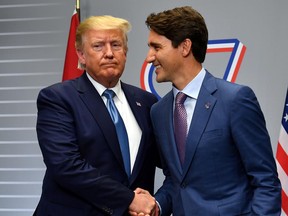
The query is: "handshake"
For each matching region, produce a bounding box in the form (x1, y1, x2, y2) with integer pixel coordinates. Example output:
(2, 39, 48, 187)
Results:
(129, 188, 159, 216)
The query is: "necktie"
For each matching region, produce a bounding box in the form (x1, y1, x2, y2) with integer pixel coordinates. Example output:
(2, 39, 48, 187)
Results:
(103, 89, 131, 177)
(174, 92, 188, 165)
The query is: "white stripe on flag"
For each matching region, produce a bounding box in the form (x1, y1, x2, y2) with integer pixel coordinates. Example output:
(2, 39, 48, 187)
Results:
(279, 125, 288, 153)
(277, 160, 288, 194)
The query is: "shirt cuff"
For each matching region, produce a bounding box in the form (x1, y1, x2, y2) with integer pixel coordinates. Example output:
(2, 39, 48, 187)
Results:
(156, 200, 162, 216)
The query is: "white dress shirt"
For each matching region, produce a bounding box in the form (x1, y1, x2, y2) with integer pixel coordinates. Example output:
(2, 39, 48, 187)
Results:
(173, 68, 206, 132)
(86, 72, 142, 173)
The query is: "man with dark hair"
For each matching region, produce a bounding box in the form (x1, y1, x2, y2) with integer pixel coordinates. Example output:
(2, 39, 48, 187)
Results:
(142, 6, 281, 216)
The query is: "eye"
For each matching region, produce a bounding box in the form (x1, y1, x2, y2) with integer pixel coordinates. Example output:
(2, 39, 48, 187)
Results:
(93, 43, 103, 51)
(153, 46, 160, 51)
(111, 42, 123, 50)
(148, 43, 161, 52)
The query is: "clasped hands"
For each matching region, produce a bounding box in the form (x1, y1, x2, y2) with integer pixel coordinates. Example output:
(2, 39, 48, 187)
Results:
(129, 188, 159, 216)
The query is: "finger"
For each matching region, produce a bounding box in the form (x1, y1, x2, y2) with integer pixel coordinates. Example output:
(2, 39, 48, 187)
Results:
(128, 211, 138, 216)
(140, 189, 149, 195)
(134, 187, 144, 194)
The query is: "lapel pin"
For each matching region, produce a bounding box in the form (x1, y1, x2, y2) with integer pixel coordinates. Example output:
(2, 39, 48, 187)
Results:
(205, 102, 211, 109)
(136, 102, 142, 107)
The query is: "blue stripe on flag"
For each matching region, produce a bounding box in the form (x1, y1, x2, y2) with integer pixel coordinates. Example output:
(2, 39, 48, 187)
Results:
(282, 88, 288, 133)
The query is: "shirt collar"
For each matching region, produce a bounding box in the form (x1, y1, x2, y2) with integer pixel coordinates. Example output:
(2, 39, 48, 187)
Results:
(173, 68, 206, 100)
(86, 72, 124, 103)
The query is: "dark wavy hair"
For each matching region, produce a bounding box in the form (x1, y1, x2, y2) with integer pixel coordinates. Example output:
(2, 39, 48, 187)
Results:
(146, 6, 208, 63)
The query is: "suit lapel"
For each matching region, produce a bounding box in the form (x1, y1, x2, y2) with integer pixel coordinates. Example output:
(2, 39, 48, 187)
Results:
(182, 72, 217, 179)
(76, 73, 124, 170)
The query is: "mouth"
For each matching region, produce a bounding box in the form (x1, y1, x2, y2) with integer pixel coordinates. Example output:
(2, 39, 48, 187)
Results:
(103, 62, 117, 65)
(154, 64, 161, 70)
(102, 63, 117, 68)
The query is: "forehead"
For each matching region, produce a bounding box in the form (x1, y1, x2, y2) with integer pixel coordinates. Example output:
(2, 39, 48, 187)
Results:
(148, 30, 171, 46)
(83, 29, 124, 42)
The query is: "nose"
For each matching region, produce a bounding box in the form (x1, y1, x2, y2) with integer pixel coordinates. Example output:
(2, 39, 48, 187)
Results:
(145, 48, 155, 63)
(104, 44, 114, 58)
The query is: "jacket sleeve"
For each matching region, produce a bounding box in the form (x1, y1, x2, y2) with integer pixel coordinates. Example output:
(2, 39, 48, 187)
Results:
(231, 86, 281, 215)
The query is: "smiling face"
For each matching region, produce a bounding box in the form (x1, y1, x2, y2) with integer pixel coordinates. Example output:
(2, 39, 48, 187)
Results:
(76, 29, 127, 88)
(145, 30, 183, 84)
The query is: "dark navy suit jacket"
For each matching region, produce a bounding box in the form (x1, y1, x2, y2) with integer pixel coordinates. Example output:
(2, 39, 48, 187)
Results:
(33, 72, 158, 216)
(152, 71, 281, 216)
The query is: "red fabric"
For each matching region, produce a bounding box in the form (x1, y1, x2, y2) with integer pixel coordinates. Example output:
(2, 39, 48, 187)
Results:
(62, 10, 83, 81)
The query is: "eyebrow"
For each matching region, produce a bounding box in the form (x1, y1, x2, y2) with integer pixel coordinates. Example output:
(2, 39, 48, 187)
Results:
(148, 42, 161, 47)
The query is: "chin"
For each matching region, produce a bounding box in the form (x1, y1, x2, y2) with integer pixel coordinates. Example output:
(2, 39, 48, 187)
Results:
(156, 77, 165, 83)
(105, 70, 121, 77)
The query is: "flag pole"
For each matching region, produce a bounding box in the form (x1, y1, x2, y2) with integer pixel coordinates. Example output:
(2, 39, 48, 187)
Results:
(76, 0, 80, 22)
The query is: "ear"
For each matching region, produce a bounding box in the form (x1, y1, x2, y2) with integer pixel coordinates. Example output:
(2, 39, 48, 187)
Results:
(76, 48, 86, 65)
(181, 38, 192, 57)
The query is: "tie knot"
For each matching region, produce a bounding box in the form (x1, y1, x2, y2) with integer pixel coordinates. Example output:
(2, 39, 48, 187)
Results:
(103, 89, 116, 100)
(175, 92, 187, 104)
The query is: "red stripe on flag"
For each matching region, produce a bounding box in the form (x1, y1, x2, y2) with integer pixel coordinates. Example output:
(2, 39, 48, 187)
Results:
(62, 10, 83, 81)
(276, 141, 288, 176)
(282, 190, 288, 215)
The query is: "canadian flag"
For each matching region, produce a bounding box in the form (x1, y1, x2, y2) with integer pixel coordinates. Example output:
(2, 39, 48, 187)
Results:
(62, 9, 83, 81)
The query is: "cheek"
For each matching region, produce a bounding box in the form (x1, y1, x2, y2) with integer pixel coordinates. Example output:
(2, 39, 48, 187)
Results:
(165, 52, 179, 65)
(116, 53, 127, 64)
(122, 55, 127, 64)
(87, 52, 102, 63)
